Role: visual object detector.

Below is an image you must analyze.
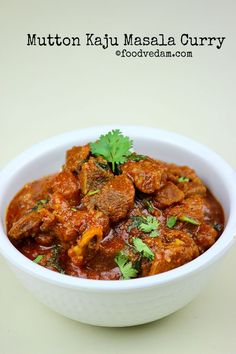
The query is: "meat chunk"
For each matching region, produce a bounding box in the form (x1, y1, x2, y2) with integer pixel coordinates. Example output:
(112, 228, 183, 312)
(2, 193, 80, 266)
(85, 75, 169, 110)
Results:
(122, 159, 165, 194)
(63, 144, 90, 174)
(68, 226, 103, 266)
(51, 171, 80, 203)
(177, 181, 206, 197)
(8, 208, 56, 241)
(6, 175, 54, 230)
(78, 157, 113, 195)
(48, 192, 78, 241)
(149, 161, 207, 198)
(83, 174, 135, 223)
(165, 163, 206, 197)
(193, 224, 218, 253)
(166, 164, 202, 183)
(148, 230, 199, 276)
(165, 195, 205, 224)
(49, 192, 110, 242)
(154, 181, 184, 208)
(35, 233, 55, 246)
(76, 235, 125, 278)
(99, 235, 124, 258)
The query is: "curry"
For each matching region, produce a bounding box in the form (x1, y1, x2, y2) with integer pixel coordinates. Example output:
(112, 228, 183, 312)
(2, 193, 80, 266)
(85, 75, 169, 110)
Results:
(6, 130, 224, 280)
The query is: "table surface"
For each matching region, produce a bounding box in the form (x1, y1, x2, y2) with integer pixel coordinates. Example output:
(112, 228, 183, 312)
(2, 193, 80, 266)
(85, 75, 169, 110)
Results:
(0, 1, 236, 353)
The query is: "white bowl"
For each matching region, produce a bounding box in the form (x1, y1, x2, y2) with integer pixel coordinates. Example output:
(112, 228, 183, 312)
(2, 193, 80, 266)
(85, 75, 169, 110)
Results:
(0, 126, 236, 327)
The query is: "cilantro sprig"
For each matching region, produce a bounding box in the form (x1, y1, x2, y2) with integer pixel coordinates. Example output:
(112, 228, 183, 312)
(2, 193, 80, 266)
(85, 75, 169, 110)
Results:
(90, 129, 133, 172)
(33, 255, 44, 264)
(128, 215, 146, 232)
(166, 216, 177, 229)
(128, 153, 147, 162)
(142, 199, 154, 212)
(167, 215, 200, 227)
(32, 199, 48, 212)
(115, 252, 138, 280)
(46, 245, 65, 274)
(128, 215, 159, 237)
(180, 215, 200, 225)
(115, 238, 155, 279)
(139, 216, 159, 237)
(213, 223, 223, 232)
(133, 238, 154, 261)
(178, 176, 190, 183)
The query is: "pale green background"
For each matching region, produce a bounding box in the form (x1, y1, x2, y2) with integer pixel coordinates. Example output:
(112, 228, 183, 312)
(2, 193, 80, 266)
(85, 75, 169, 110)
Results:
(0, 1, 236, 353)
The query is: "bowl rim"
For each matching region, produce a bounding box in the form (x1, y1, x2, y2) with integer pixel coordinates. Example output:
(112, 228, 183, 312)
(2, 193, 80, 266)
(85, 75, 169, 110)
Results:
(0, 125, 236, 292)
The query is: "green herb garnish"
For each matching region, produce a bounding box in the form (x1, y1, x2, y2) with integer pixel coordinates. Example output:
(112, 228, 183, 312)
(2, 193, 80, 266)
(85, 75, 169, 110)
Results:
(133, 258, 142, 272)
(71, 207, 77, 212)
(32, 199, 48, 211)
(114, 252, 138, 280)
(178, 176, 190, 183)
(33, 255, 44, 264)
(128, 215, 146, 232)
(180, 216, 200, 225)
(149, 230, 159, 238)
(87, 189, 100, 196)
(142, 199, 154, 212)
(139, 216, 159, 234)
(90, 129, 133, 172)
(46, 245, 65, 274)
(213, 223, 223, 232)
(166, 216, 177, 228)
(128, 215, 159, 237)
(128, 153, 147, 162)
(132, 238, 154, 261)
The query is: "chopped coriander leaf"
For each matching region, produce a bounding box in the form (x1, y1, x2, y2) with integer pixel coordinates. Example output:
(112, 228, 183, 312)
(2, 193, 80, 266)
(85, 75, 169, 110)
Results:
(167, 216, 177, 229)
(38, 199, 48, 204)
(178, 176, 190, 183)
(142, 199, 154, 212)
(128, 153, 147, 162)
(114, 252, 138, 280)
(87, 189, 100, 196)
(32, 199, 49, 211)
(71, 207, 77, 212)
(90, 129, 133, 172)
(33, 255, 44, 264)
(46, 245, 65, 274)
(149, 230, 159, 238)
(213, 223, 223, 232)
(128, 215, 160, 237)
(128, 215, 146, 232)
(133, 258, 142, 271)
(139, 216, 159, 234)
(180, 216, 200, 225)
(133, 238, 154, 261)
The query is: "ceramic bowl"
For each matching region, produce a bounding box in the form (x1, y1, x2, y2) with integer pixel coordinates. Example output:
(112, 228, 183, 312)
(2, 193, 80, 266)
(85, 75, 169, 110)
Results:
(0, 126, 236, 327)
